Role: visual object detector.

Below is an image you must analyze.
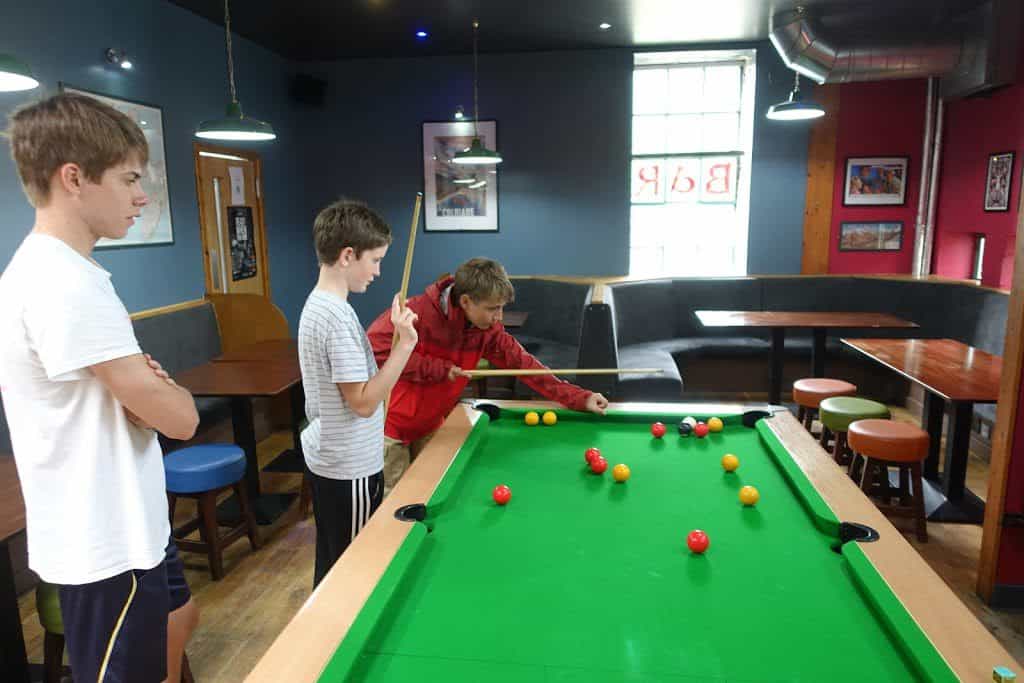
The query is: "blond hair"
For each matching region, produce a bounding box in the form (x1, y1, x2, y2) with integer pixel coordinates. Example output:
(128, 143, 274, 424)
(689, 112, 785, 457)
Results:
(452, 258, 515, 304)
(312, 199, 392, 265)
(7, 92, 149, 207)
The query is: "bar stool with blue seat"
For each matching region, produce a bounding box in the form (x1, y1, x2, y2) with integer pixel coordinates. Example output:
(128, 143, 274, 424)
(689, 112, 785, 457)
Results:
(818, 396, 891, 466)
(165, 444, 261, 580)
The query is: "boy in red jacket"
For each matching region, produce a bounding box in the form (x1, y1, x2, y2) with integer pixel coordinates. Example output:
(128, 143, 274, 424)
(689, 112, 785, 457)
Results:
(367, 258, 609, 493)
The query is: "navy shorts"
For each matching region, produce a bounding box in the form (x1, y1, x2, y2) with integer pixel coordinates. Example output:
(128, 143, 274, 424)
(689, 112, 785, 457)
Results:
(58, 538, 192, 682)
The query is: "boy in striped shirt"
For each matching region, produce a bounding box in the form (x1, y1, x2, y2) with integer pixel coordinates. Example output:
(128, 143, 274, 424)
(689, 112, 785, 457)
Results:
(298, 200, 418, 588)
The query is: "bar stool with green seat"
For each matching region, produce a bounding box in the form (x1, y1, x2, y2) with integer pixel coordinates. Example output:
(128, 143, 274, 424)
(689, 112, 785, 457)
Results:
(847, 419, 930, 541)
(817, 396, 890, 466)
(36, 581, 65, 683)
(165, 443, 261, 580)
(792, 378, 857, 433)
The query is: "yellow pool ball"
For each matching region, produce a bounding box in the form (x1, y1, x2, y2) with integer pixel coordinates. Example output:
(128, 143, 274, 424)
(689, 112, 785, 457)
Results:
(721, 454, 739, 472)
(739, 485, 760, 506)
(707, 417, 724, 433)
(524, 411, 540, 426)
(542, 411, 558, 426)
(612, 464, 631, 482)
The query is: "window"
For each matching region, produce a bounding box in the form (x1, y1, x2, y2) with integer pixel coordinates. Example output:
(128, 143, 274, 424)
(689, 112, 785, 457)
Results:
(629, 50, 756, 277)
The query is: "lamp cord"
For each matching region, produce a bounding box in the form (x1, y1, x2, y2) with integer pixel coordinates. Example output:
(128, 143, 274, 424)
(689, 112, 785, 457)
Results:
(472, 19, 480, 138)
(225, 0, 238, 104)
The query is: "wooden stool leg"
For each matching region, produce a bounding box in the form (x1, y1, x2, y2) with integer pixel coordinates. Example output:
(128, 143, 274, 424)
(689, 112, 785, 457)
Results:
(167, 492, 178, 531)
(858, 456, 876, 493)
(911, 462, 928, 542)
(797, 406, 807, 427)
(831, 431, 849, 466)
(299, 473, 313, 518)
(848, 452, 861, 481)
(235, 483, 262, 550)
(43, 631, 64, 683)
(198, 491, 224, 581)
(819, 426, 830, 450)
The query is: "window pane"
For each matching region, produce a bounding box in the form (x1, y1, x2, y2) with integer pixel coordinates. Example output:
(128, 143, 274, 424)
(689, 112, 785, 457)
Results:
(665, 114, 701, 153)
(668, 67, 704, 113)
(701, 113, 739, 152)
(703, 65, 741, 112)
(633, 69, 668, 114)
(632, 115, 667, 155)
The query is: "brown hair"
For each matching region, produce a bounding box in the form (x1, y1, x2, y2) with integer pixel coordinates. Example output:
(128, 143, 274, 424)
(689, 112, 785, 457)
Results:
(7, 92, 149, 207)
(313, 199, 392, 265)
(452, 258, 515, 304)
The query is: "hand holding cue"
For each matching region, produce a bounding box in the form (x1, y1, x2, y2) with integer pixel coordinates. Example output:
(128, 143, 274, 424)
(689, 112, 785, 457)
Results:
(464, 368, 664, 378)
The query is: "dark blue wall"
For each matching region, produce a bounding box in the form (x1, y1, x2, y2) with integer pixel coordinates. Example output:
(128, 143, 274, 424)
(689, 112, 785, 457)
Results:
(298, 43, 810, 323)
(1, 3, 811, 331)
(0, 0, 315, 325)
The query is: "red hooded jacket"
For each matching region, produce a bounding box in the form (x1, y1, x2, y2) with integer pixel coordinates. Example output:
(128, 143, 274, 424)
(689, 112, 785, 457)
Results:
(367, 276, 592, 443)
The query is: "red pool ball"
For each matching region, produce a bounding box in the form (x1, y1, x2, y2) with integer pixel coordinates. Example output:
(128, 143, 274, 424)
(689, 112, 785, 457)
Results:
(590, 456, 608, 474)
(651, 422, 667, 438)
(584, 447, 601, 464)
(687, 529, 710, 554)
(492, 484, 512, 505)
(693, 422, 710, 438)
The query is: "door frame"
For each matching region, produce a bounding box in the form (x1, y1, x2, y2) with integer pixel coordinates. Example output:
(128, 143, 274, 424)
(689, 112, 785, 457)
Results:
(192, 141, 272, 297)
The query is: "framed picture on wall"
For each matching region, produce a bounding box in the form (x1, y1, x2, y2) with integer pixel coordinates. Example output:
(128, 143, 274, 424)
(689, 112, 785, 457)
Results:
(984, 151, 1014, 212)
(422, 120, 499, 232)
(838, 222, 904, 252)
(60, 83, 174, 248)
(843, 157, 909, 206)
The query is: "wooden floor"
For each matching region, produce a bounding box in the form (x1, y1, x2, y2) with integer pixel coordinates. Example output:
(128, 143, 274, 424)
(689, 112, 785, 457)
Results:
(16, 406, 1024, 680)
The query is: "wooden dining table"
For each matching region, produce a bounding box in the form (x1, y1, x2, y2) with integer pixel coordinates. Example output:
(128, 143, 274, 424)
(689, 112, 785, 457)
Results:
(176, 358, 303, 525)
(841, 338, 1001, 524)
(695, 311, 919, 405)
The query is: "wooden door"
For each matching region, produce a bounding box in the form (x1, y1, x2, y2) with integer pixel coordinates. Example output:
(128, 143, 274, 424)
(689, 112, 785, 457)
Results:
(193, 143, 271, 296)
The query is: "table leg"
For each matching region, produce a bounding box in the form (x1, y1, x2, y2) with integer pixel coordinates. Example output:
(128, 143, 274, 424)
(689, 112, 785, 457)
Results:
(230, 396, 260, 497)
(811, 328, 827, 377)
(922, 392, 945, 481)
(0, 539, 29, 683)
(222, 397, 296, 526)
(769, 328, 785, 406)
(942, 401, 974, 501)
(289, 383, 305, 458)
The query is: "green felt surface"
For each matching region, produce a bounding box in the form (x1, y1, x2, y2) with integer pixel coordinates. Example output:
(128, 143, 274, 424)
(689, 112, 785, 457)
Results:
(319, 408, 954, 682)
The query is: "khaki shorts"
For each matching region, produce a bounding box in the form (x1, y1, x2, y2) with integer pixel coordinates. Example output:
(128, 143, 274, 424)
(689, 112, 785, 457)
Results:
(383, 434, 434, 496)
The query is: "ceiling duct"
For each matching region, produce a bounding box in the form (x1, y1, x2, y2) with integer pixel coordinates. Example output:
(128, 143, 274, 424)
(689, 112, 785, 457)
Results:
(769, 1, 1019, 98)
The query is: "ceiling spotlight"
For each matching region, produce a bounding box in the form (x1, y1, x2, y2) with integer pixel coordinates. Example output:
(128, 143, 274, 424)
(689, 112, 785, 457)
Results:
(599, 22, 612, 30)
(416, 30, 429, 40)
(105, 48, 132, 70)
(453, 176, 476, 184)
(454, 105, 465, 120)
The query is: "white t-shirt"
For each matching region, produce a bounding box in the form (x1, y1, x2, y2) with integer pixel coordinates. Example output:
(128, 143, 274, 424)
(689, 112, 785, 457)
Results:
(298, 290, 384, 480)
(0, 234, 169, 585)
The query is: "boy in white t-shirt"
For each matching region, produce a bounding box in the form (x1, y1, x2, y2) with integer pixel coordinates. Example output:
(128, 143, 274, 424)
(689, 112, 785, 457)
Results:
(298, 200, 418, 587)
(0, 93, 200, 682)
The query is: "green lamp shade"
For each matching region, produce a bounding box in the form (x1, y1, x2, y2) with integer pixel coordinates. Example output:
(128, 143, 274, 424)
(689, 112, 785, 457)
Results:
(452, 137, 503, 165)
(766, 90, 825, 121)
(195, 101, 276, 141)
(0, 54, 40, 92)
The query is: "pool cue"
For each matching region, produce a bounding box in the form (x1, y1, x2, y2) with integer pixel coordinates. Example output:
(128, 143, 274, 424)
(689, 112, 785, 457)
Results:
(384, 192, 423, 417)
(465, 368, 664, 378)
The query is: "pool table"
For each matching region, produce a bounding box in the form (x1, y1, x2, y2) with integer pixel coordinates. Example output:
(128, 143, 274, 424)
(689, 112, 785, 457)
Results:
(247, 401, 1017, 682)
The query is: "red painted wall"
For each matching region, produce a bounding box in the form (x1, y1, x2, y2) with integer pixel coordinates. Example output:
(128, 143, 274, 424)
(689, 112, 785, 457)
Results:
(828, 80, 928, 274)
(933, 43, 1024, 289)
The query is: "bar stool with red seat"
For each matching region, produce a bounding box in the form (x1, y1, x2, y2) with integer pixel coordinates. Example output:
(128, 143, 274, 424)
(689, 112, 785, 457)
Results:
(792, 378, 857, 433)
(847, 419, 930, 542)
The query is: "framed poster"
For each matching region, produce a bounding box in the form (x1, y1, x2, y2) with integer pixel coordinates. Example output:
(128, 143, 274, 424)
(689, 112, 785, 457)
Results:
(838, 221, 904, 252)
(984, 151, 1014, 212)
(843, 157, 909, 206)
(60, 83, 174, 248)
(422, 120, 499, 232)
(227, 206, 257, 281)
